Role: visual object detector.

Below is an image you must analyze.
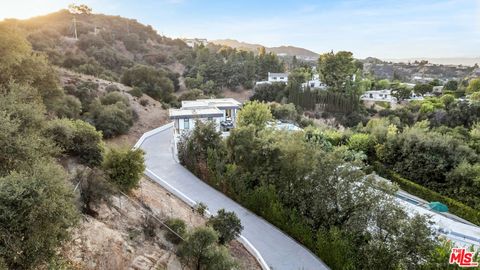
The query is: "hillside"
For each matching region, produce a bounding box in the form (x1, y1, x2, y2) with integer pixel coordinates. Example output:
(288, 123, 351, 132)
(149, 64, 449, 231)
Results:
(211, 38, 319, 60)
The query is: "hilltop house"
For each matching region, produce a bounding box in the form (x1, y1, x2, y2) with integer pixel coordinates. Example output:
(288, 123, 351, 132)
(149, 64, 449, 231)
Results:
(183, 38, 208, 48)
(169, 98, 241, 136)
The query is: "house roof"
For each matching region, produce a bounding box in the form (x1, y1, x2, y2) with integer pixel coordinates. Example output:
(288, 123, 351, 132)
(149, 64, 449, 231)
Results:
(182, 98, 241, 109)
(170, 98, 241, 119)
(268, 72, 288, 77)
(169, 107, 223, 119)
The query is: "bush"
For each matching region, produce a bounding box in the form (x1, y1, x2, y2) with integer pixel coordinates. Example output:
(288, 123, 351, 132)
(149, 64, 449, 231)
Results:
(347, 133, 375, 156)
(139, 98, 149, 106)
(105, 84, 120, 93)
(103, 148, 145, 192)
(128, 87, 143, 98)
(195, 202, 208, 217)
(44, 119, 104, 166)
(208, 209, 243, 244)
(165, 218, 187, 244)
(54, 94, 82, 119)
(177, 227, 237, 270)
(100, 92, 129, 106)
(89, 100, 134, 138)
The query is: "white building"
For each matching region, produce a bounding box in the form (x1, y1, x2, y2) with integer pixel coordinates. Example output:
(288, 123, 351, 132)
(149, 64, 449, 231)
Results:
(268, 72, 288, 83)
(255, 72, 289, 86)
(169, 98, 241, 136)
(183, 38, 208, 48)
(361, 89, 397, 103)
(301, 74, 327, 90)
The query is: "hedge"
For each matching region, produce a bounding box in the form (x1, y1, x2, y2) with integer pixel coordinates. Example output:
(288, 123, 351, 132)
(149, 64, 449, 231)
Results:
(373, 162, 480, 226)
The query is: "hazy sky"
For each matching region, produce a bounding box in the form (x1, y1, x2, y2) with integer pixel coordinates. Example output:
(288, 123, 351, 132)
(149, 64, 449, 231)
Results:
(1, 0, 479, 59)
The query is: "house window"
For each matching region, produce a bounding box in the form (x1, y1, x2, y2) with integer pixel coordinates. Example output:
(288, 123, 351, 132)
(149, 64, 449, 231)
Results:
(225, 109, 232, 118)
(273, 77, 277, 80)
(184, 119, 190, 129)
(280, 77, 284, 80)
(369, 93, 373, 98)
(207, 117, 213, 121)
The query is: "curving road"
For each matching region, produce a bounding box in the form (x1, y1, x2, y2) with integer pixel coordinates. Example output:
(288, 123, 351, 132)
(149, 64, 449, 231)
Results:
(139, 124, 328, 270)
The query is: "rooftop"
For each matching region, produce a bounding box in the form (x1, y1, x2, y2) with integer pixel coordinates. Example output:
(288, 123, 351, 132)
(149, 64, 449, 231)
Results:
(268, 72, 288, 77)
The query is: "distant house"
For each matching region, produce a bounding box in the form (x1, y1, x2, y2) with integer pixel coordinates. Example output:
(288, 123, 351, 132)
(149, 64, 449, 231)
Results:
(301, 74, 327, 90)
(169, 98, 241, 136)
(268, 72, 288, 83)
(361, 89, 397, 103)
(255, 72, 289, 86)
(183, 38, 208, 48)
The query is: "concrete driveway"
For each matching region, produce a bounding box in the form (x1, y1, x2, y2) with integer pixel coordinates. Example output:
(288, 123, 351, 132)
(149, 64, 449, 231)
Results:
(139, 125, 328, 270)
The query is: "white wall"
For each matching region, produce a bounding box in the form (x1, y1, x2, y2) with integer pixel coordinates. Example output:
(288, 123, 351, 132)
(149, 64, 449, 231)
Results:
(174, 117, 222, 135)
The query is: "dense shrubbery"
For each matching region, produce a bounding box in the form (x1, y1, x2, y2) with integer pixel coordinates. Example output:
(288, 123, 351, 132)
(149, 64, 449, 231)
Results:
(121, 64, 176, 102)
(179, 116, 441, 269)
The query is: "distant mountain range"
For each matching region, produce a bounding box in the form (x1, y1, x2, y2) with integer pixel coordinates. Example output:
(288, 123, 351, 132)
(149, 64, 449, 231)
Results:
(383, 57, 480, 67)
(211, 39, 319, 60)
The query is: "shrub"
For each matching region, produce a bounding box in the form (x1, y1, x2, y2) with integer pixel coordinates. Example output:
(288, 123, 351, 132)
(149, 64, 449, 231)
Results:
(44, 119, 104, 166)
(165, 218, 187, 244)
(128, 87, 143, 98)
(54, 94, 82, 119)
(100, 92, 129, 106)
(177, 227, 237, 270)
(195, 202, 208, 216)
(89, 100, 134, 138)
(105, 84, 120, 93)
(347, 133, 375, 156)
(103, 148, 145, 192)
(208, 209, 243, 244)
(139, 98, 149, 106)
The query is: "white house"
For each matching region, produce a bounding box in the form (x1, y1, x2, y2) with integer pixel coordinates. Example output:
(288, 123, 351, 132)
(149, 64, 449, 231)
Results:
(361, 89, 397, 103)
(301, 74, 327, 90)
(268, 72, 288, 83)
(169, 98, 241, 136)
(255, 72, 289, 86)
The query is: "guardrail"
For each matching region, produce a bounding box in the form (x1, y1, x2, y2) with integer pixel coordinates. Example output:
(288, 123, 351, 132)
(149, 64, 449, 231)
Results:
(136, 124, 270, 270)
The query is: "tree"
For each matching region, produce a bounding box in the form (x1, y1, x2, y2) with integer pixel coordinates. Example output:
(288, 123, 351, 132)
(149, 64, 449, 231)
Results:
(165, 218, 187, 244)
(68, 4, 93, 14)
(73, 167, 114, 216)
(375, 79, 391, 90)
(444, 80, 458, 91)
(44, 119, 104, 166)
(208, 209, 243, 244)
(414, 83, 434, 96)
(102, 147, 145, 192)
(391, 85, 412, 101)
(317, 51, 357, 90)
(0, 162, 78, 269)
(270, 102, 298, 122)
(467, 78, 480, 93)
(347, 133, 375, 156)
(177, 227, 237, 270)
(236, 101, 272, 129)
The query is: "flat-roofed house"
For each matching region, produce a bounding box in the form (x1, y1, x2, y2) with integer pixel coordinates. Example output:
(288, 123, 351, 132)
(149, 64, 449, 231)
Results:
(169, 98, 241, 135)
(268, 72, 288, 83)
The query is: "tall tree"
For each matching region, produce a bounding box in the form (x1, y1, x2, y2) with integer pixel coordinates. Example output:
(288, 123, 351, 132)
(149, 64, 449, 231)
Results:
(318, 51, 357, 91)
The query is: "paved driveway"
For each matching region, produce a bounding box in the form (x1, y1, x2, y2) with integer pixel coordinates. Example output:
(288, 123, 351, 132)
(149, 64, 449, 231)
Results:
(140, 125, 328, 270)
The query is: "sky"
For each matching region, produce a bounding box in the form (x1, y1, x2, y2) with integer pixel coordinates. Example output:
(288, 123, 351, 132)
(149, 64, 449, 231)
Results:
(0, 0, 479, 59)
